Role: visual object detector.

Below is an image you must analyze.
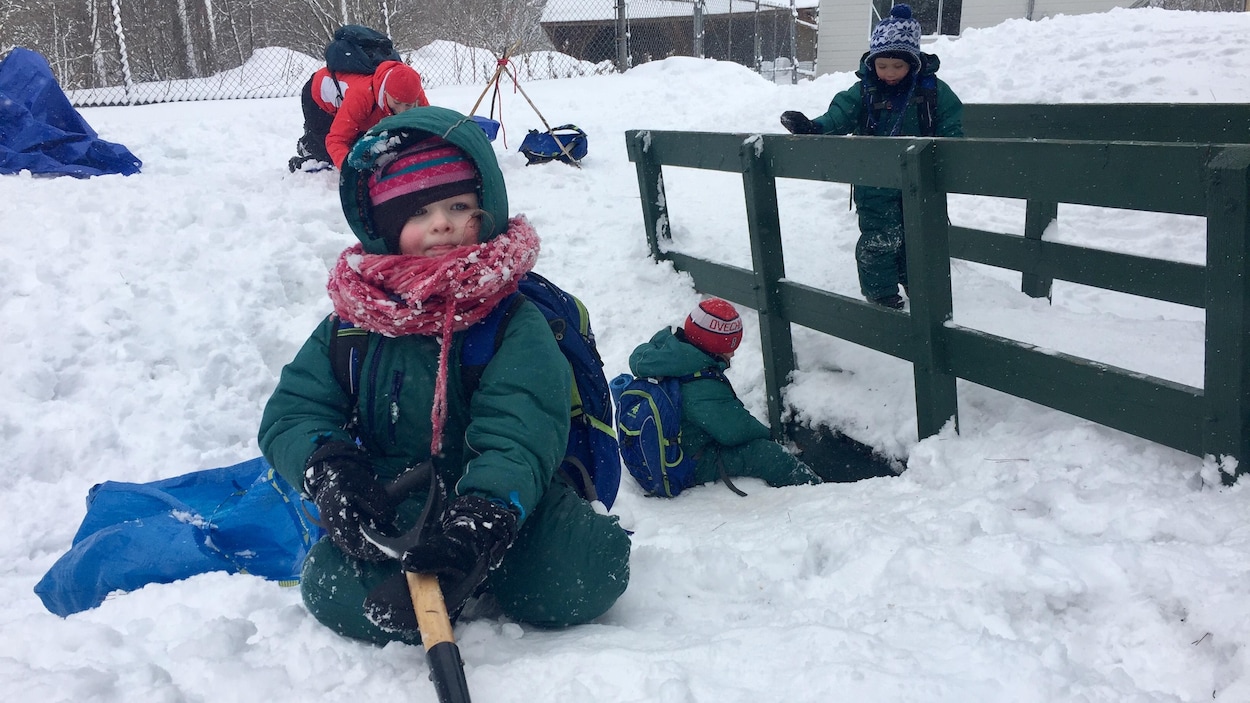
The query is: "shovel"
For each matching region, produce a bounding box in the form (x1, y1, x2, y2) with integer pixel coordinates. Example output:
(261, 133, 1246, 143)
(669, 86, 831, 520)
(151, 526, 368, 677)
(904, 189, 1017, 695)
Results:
(368, 464, 473, 703)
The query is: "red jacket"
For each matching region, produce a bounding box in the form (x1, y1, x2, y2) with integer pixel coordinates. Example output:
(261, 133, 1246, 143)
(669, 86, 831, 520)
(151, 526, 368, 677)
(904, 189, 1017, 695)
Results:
(312, 61, 429, 168)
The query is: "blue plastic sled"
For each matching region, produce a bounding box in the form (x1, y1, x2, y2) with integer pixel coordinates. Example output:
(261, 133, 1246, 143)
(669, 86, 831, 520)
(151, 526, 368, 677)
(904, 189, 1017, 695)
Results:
(34, 456, 322, 617)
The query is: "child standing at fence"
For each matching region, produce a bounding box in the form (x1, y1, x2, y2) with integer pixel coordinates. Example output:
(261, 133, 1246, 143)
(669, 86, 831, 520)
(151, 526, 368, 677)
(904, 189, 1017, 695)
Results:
(625, 298, 822, 494)
(779, 4, 963, 309)
(261, 106, 630, 645)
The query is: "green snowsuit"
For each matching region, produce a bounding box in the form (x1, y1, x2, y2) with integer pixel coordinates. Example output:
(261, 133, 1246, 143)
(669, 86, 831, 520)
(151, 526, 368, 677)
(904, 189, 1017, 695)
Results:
(810, 52, 963, 301)
(258, 107, 630, 645)
(628, 328, 821, 491)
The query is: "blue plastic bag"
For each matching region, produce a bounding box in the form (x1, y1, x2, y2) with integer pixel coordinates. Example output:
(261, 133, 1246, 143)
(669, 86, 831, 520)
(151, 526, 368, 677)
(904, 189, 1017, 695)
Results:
(34, 457, 321, 617)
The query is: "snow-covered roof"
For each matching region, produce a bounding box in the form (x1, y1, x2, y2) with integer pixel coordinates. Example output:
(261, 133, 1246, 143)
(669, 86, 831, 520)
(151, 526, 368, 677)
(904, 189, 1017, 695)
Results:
(542, 0, 818, 24)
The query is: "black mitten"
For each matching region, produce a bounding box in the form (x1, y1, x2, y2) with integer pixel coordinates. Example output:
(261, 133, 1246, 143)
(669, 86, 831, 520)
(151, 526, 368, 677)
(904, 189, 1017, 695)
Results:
(780, 110, 821, 135)
(400, 494, 519, 616)
(305, 441, 397, 562)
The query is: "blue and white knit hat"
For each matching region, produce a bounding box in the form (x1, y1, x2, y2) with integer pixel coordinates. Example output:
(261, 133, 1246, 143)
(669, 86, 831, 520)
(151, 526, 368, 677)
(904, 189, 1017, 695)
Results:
(867, 4, 922, 65)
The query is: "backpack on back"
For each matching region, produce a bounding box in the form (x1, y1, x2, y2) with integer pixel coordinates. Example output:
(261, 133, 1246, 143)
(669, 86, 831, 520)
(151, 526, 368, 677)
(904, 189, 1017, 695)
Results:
(324, 25, 401, 76)
(329, 271, 622, 509)
(615, 368, 726, 498)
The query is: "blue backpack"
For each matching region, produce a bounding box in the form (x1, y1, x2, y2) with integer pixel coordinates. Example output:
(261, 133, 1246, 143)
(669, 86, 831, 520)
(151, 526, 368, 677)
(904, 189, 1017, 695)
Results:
(330, 272, 622, 509)
(614, 368, 725, 497)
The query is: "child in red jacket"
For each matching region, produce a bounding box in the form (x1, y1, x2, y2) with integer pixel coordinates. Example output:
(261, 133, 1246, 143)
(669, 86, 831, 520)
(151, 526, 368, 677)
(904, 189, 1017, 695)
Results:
(290, 60, 429, 172)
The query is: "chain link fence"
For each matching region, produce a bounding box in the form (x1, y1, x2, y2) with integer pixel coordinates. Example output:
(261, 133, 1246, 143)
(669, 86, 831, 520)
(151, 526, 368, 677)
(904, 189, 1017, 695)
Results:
(0, 0, 816, 107)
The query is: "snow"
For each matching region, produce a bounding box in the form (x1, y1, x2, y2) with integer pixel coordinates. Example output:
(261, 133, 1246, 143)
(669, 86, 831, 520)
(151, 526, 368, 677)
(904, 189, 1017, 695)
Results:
(4, 7, 1250, 701)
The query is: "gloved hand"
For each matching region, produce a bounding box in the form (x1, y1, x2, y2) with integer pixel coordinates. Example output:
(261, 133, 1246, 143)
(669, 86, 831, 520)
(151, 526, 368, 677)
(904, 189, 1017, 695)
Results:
(400, 494, 519, 616)
(305, 441, 397, 562)
(780, 110, 821, 135)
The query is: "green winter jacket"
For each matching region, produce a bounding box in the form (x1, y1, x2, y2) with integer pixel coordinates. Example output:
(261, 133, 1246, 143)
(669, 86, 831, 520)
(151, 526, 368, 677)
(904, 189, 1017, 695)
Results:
(628, 328, 818, 489)
(628, 328, 772, 457)
(811, 52, 963, 216)
(258, 107, 570, 525)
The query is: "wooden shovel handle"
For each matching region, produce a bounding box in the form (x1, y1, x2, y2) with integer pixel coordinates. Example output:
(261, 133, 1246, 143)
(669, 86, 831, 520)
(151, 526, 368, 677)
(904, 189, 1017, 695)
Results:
(408, 572, 472, 702)
(408, 572, 455, 647)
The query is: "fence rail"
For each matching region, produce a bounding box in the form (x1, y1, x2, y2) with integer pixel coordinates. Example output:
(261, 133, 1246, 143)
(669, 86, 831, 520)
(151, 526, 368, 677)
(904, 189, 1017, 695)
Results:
(625, 104, 1250, 483)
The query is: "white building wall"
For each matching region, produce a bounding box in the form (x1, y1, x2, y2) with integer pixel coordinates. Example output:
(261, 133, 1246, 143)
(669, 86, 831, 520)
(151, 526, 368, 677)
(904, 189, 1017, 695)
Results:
(816, 0, 873, 75)
(958, 0, 1029, 31)
(961, 0, 1129, 29)
(816, 0, 1134, 76)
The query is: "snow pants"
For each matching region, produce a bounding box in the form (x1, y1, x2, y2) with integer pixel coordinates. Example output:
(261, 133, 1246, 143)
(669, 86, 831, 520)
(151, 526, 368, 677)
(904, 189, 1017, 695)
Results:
(854, 186, 908, 301)
(299, 481, 631, 646)
(693, 438, 822, 488)
(295, 76, 333, 163)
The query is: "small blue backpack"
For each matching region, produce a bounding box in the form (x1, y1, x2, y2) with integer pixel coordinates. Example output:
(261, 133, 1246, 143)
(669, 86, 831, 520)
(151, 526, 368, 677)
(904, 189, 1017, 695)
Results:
(615, 368, 725, 497)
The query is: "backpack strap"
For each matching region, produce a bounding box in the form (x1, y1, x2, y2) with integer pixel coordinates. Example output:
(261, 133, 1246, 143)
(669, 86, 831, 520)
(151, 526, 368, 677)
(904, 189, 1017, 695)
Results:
(328, 68, 345, 105)
(460, 292, 525, 395)
(860, 76, 938, 137)
(328, 316, 371, 435)
(916, 75, 939, 137)
(677, 366, 748, 497)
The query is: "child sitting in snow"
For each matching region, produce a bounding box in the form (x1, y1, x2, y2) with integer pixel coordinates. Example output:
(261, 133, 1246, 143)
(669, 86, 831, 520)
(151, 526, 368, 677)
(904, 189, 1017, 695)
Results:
(627, 297, 822, 493)
(779, 3, 963, 309)
(260, 106, 630, 645)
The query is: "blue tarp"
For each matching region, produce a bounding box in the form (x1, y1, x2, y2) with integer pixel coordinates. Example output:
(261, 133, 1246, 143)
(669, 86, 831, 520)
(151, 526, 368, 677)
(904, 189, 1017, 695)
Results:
(34, 457, 322, 617)
(0, 47, 142, 177)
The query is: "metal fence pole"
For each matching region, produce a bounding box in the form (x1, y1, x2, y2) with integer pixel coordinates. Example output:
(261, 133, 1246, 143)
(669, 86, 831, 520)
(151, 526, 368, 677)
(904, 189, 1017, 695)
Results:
(753, 0, 762, 72)
(694, 0, 705, 58)
(616, 0, 629, 72)
(788, 0, 797, 84)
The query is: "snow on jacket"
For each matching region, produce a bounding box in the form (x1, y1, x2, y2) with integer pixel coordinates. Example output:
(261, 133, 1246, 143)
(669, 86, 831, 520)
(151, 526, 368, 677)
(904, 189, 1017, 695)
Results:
(321, 61, 430, 169)
(259, 107, 569, 524)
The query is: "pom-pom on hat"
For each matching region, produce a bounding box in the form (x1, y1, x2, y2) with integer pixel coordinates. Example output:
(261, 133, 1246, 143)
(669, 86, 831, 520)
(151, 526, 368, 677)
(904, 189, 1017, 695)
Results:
(867, 4, 922, 66)
(684, 297, 744, 356)
(368, 136, 479, 253)
(378, 63, 424, 108)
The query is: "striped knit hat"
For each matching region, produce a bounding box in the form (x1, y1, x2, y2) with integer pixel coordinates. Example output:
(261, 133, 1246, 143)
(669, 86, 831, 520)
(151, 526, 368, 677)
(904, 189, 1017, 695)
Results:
(684, 297, 743, 356)
(867, 4, 922, 66)
(368, 136, 479, 253)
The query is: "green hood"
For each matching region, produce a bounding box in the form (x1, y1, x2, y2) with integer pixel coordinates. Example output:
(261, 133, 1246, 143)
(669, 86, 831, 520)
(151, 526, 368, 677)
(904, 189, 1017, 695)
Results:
(339, 106, 510, 254)
(629, 327, 729, 379)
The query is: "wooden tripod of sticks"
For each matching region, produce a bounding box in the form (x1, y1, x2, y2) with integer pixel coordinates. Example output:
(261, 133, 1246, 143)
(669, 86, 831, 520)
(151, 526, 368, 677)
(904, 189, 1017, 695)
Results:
(468, 43, 583, 169)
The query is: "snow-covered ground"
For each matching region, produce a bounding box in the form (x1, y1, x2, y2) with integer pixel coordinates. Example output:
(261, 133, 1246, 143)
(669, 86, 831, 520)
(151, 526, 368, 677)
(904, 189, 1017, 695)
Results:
(4, 8, 1250, 701)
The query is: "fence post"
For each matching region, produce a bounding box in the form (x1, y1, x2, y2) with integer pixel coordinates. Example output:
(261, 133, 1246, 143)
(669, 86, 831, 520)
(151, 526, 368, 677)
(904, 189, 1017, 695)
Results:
(1203, 146, 1250, 484)
(753, 0, 762, 73)
(788, 0, 798, 84)
(625, 131, 670, 258)
(693, 0, 705, 58)
(740, 137, 795, 437)
(900, 140, 959, 440)
(1021, 199, 1057, 299)
(616, 0, 629, 72)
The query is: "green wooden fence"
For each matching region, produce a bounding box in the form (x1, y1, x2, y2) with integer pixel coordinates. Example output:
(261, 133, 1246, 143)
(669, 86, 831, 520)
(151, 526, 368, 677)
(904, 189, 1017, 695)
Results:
(625, 104, 1250, 483)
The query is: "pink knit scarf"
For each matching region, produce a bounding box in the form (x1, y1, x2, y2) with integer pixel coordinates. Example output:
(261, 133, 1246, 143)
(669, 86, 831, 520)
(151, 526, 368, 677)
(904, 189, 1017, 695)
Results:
(326, 216, 540, 455)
